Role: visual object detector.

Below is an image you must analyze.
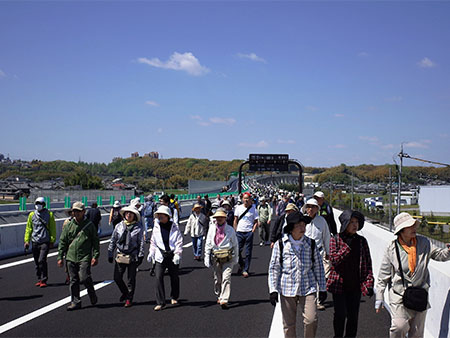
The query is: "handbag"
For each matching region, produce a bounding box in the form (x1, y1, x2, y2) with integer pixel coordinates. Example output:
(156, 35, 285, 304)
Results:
(394, 241, 428, 312)
(213, 248, 233, 263)
(116, 252, 131, 264)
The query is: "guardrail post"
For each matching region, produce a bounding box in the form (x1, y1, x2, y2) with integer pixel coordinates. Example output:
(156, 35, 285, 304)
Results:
(64, 196, 71, 209)
(82, 196, 88, 206)
(97, 196, 102, 206)
(110, 196, 115, 205)
(44, 197, 51, 210)
(121, 196, 126, 205)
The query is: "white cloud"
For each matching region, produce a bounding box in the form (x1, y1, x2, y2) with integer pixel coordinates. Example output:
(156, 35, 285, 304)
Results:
(384, 96, 403, 102)
(137, 52, 210, 76)
(329, 144, 346, 149)
(382, 144, 395, 149)
(417, 57, 436, 68)
(238, 140, 269, 148)
(0, 69, 6, 78)
(357, 52, 369, 57)
(306, 105, 319, 112)
(277, 139, 296, 144)
(190, 115, 236, 127)
(404, 140, 431, 149)
(439, 133, 449, 138)
(237, 53, 266, 63)
(209, 117, 236, 126)
(334, 114, 345, 118)
(145, 100, 159, 107)
(359, 136, 379, 143)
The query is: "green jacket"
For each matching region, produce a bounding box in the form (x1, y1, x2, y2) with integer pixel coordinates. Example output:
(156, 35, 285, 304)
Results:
(57, 218, 100, 263)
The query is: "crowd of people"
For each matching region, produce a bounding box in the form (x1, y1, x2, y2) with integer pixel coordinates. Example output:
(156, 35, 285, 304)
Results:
(23, 185, 450, 337)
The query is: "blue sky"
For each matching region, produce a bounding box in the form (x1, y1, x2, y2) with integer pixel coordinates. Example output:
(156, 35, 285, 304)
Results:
(1, 1, 449, 167)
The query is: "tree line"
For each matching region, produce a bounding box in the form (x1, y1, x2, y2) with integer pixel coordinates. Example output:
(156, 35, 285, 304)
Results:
(1, 159, 448, 190)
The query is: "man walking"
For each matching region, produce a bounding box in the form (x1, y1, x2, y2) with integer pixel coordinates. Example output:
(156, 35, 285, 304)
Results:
(234, 192, 259, 278)
(24, 197, 56, 287)
(257, 197, 272, 246)
(313, 191, 338, 236)
(57, 201, 100, 310)
(86, 202, 102, 234)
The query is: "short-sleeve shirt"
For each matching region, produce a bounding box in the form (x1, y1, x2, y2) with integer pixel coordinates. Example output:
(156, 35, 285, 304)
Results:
(235, 204, 259, 232)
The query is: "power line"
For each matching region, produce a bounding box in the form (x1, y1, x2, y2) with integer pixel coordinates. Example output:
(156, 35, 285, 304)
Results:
(402, 154, 450, 167)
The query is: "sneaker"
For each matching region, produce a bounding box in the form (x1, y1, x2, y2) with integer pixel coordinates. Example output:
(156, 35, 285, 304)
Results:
(39, 281, 48, 288)
(35, 281, 42, 287)
(171, 299, 178, 305)
(316, 303, 326, 311)
(154, 304, 165, 311)
(124, 300, 132, 308)
(259, 242, 264, 246)
(67, 302, 81, 311)
(89, 293, 98, 305)
(242, 271, 249, 278)
(220, 302, 228, 309)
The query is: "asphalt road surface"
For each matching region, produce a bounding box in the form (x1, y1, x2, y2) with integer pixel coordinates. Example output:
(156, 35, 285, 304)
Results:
(0, 218, 391, 337)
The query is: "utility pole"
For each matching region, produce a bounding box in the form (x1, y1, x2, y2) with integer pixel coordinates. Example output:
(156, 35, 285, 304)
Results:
(397, 144, 404, 215)
(351, 172, 354, 209)
(389, 167, 393, 231)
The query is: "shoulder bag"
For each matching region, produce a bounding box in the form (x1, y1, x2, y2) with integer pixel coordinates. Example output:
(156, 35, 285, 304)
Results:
(394, 240, 428, 312)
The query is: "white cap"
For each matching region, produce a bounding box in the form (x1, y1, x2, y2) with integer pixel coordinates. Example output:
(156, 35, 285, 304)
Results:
(35, 197, 45, 204)
(313, 191, 325, 199)
(155, 205, 171, 217)
(305, 198, 320, 208)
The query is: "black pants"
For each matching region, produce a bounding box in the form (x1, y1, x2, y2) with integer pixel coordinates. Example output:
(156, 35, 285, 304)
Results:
(332, 291, 361, 338)
(114, 261, 137, 301)
(67, 261, 96, 304)
(259, 221, 270, 242)
(32, 242, 49, 282)
(154, 259, 179, 306)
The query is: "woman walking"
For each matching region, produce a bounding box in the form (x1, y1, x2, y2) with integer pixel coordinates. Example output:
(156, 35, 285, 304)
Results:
(204, 208, 239, 309)
(376, 212, 450, 337)
(148, 205, 183, 311)
(268, 211, 327, 338)
(107, 205, 144, 307)
(327, 210, 374, 337)
(184, 203, 208, 260)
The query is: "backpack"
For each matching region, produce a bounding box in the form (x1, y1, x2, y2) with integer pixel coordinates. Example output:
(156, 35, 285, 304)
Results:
(278, 237, 315, 269)
(143, 201, 155, 218)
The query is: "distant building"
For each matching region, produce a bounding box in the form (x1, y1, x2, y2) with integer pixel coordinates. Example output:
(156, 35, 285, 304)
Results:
(144, 151, 159, 159)
(419, 185, 450, 216)
(131, 152, 139, 158)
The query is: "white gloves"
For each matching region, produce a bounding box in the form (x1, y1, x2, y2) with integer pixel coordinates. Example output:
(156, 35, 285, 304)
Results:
(204, 258, 211, 268)
(173, 254, 181, 265)
(375, 300, 382, 310)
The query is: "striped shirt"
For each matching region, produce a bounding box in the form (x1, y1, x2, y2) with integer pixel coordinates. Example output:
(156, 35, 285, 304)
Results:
(268, 235, 326, 297)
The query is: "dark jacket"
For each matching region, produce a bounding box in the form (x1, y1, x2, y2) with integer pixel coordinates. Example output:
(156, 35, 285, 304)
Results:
(270, 215, 286, 243)
(86, 207, 102, 229)
(319, 202, 337, 235)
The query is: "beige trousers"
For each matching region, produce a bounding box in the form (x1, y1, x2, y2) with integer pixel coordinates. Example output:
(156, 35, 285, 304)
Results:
(280, 294, 318, 338)
(390, 310, 427, 338)
(213, 260, 233, 303)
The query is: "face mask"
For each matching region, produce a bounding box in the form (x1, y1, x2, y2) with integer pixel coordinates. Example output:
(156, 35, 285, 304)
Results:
(35, 204, 43, 211)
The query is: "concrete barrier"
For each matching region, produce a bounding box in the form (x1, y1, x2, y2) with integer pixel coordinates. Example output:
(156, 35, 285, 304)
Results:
(0, 200, 196, 260)
(333, 209, 450, 338)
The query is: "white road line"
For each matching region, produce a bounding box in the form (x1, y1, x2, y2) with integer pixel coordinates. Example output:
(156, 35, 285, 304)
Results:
(0, 280, 113, 335)
(268, 302, 283, 338)
(0, 220, 188, 270)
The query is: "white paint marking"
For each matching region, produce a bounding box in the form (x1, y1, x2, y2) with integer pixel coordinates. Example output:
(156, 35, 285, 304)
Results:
(0, 280, 113, 335)
(0, 220, 188, 270)
(268, 302, 284, 338)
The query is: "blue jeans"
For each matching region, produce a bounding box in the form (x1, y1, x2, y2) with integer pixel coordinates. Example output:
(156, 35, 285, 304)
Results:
(191, 236, 203, 257)
(236, 231, 254, 273)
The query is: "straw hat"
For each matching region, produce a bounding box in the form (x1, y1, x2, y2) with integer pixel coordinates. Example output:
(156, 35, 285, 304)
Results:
(285, 203, 299, 212)
(120, 206, 141, 222)
(394, 212, 419, 235)
(192, 203, 203, 211)
(212, 209, 227, 218)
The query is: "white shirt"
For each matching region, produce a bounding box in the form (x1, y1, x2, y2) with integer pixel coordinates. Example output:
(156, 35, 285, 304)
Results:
(235, 204, 258, 232)
(305, 214, 330, 255)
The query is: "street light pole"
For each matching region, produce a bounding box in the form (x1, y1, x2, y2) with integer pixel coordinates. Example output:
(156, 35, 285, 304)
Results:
(389, 166, 393, 231)
(397, 144, 404, 215)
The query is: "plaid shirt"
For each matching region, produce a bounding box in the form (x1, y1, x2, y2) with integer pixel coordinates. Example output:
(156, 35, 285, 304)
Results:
(268, 235, 326, 297)
(326, 233, 374, 295)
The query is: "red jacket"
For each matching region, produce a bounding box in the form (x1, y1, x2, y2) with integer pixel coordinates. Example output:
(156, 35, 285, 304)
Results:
(326, 233, 374, 295)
